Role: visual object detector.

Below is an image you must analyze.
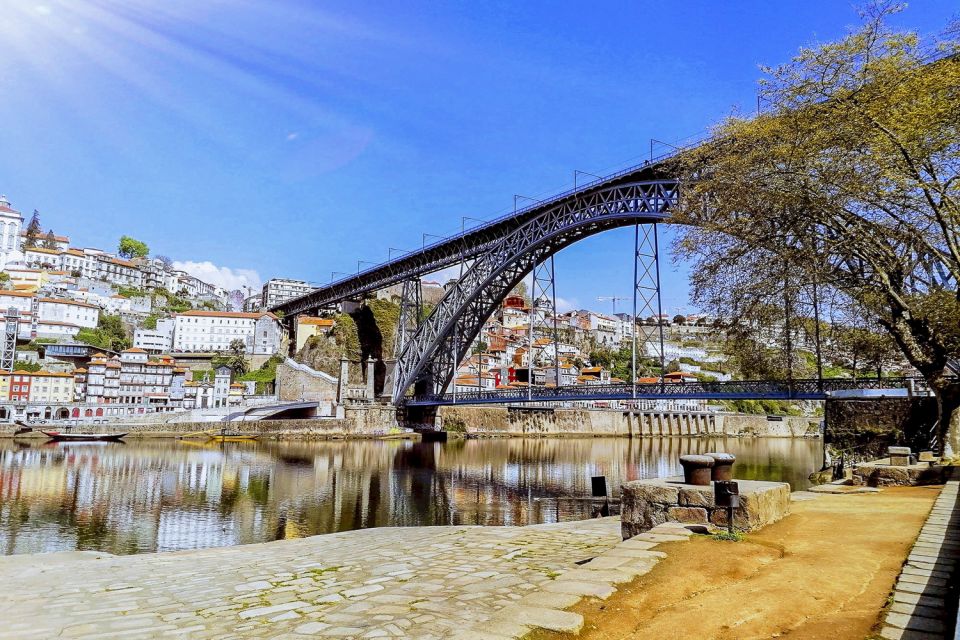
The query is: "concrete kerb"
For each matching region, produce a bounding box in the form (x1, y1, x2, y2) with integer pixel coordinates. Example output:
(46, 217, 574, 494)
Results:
(454, 522, 696, 639)
(879, 469, 960, 640)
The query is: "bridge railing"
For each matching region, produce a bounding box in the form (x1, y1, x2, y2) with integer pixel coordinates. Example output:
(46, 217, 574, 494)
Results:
(406, 377, 926, 406)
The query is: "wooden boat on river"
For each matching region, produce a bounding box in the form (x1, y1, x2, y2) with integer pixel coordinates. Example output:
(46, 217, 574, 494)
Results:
(42, 431, 128, 442)
(206, 432, 260, 443)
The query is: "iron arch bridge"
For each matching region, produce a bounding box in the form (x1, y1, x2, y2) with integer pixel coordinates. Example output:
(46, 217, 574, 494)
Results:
(394, 180, 676, 402)
(272, 156, 681, 405)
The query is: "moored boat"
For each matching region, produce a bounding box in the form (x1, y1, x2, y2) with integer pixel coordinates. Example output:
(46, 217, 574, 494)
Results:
(42, 431, 128, 442)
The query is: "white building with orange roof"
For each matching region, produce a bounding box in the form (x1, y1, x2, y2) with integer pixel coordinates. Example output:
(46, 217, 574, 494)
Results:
(23, 246, 62, 268)
(94, 255, 144, 288)
(0, 289, 34, 313)
(37, 297, 98, 329)
(173, 310, 282, 355)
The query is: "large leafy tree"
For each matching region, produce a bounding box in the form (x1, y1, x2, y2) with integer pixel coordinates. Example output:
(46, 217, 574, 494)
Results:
(118, 235, 149, 259)
(673, 5, 960, 452)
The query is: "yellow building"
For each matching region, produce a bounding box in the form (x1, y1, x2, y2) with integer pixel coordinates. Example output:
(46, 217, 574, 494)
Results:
(18, 370, 76, 403)
(0, 371, 10, 399)
(295, 317, 334, 352)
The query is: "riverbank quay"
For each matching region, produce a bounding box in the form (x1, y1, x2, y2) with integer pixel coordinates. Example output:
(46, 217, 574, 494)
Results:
(0, 517, 698, 639)
(531, 486, 945, 640)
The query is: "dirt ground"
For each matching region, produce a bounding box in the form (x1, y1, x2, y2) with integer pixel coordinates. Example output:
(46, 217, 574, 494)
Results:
(530, 486, 940, 640)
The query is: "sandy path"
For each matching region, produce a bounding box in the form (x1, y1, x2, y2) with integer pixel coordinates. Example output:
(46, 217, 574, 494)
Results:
(531, 486, 940, 640)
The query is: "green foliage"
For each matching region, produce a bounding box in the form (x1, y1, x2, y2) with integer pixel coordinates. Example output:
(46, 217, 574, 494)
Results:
(23, 211, 41, 249)
(152, 288, 193, 314)
(589, 346, 652, 381)
(721, 399, 802, 416)
(0, 272, 9, 284)
(42, 230, 58, 250)
(331, 313, 360, 359)
(118, 236, 149, 259)
(115, 285, 147, 298)
(472, 340, 488, 354)
(142, 314, 161, 330)
(712, 530, 744, 542)
(75, 313, 130, 352)
(237, 353, 284, 393)
(211, 339, 249, 376)
(510, 281, 530, 305)
(365, 298, 401, 356)
(13, 360, 40, 372)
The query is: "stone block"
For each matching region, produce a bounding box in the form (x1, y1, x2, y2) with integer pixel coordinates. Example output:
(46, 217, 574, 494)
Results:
(622, 477, 790, 536)
(918, 451, 936, 462)
(666, 507, 708, 524)
(678, 487, 712, 508)
(622, 481, 679, 505)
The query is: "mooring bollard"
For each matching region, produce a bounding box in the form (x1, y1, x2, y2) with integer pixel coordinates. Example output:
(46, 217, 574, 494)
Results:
(714, 480, 740, 535)
(705, 452, 736, 482)
(679, 454, 715, 486)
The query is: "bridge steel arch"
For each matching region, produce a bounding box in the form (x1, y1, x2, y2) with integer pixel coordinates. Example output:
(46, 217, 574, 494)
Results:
(393, 180, 679, 403)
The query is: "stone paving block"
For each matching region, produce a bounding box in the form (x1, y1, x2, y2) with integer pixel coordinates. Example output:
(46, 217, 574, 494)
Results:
(880, 624, 943, 639)
(884, 611, 945, 634)
(505, 605, 584, 633)
(892, 590, 946, 609)
(542, 580, 616, 599)
(889, 601, 944, 620)
(515, 591, 582, 609)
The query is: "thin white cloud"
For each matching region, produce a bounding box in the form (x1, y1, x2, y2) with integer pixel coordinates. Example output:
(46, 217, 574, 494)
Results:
(172, 260, 261, 292)
(554, 296, 577, 313)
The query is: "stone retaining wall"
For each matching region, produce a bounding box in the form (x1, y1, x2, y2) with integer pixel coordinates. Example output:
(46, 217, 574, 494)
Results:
(0, 406, 402, 439)
(438, 406, 815, 438)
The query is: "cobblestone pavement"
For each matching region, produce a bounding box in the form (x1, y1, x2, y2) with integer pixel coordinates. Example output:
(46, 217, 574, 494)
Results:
(879, 473, 959, 640)
(0, 517, 692, 639)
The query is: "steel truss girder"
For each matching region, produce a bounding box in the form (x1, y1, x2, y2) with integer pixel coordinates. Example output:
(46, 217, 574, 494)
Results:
(394, 180, 679, 402)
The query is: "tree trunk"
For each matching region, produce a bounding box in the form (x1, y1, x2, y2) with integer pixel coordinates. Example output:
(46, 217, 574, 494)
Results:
(938, 381, 960, 458)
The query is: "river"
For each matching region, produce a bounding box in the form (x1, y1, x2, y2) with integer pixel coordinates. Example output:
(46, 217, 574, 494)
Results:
(0, 436, 822, 555)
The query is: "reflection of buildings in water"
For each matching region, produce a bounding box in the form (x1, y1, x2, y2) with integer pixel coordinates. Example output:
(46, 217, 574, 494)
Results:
(0, 437, 822, 557)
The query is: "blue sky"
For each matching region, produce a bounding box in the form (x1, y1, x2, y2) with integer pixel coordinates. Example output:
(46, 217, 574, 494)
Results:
(0, 1, 956, 312)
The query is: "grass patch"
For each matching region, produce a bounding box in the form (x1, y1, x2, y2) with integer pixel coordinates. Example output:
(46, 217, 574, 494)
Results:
(712, 530, 744, 542)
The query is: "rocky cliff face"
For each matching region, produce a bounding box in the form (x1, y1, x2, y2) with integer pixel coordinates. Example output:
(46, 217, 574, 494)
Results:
(293, 298, 401, 395)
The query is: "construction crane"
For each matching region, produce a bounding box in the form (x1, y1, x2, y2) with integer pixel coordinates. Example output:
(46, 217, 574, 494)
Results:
(596, 296, 627, 316)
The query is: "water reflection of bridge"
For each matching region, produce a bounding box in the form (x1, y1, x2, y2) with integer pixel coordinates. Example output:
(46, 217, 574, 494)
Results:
(0, 438, 821, 555)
